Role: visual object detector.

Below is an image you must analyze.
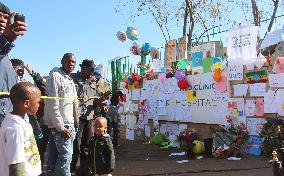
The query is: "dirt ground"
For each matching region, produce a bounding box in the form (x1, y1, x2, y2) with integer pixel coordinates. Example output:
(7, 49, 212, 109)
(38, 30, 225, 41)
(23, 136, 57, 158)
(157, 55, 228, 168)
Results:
(113, 140, 273, 176)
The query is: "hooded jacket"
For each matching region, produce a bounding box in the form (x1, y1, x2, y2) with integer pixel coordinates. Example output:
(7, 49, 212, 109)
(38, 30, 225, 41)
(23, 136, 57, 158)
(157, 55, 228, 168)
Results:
(44, 67, 78, 131)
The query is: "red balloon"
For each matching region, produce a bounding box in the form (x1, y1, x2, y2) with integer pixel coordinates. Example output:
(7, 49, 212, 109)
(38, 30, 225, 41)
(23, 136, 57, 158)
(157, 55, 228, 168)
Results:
(177, 79, 189, 90)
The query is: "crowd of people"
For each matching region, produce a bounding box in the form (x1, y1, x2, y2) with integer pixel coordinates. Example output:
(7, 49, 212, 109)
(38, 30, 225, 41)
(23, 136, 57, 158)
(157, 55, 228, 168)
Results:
(0, 2, 122, 176)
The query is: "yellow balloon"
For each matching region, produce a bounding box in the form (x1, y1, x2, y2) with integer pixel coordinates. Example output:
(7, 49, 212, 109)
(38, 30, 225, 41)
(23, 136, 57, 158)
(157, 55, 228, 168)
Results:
(214, 62, 222, 70)
(193, 140, 204, 154)
(128, 85, 135, 91)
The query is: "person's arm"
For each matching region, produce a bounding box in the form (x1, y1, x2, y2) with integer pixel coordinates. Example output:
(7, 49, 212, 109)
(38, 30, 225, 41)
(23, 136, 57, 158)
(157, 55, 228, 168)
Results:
(106, 137, 115, 171)
(9, 163, 25, 176)
(0, 34, 14, 58)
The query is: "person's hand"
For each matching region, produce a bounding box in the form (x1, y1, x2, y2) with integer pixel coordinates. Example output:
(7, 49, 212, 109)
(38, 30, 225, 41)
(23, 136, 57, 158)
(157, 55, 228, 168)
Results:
(89, 75, 97, 82)
(23, 64, 33, 75)
(3, 12, 27, 43)
(61, 128, 71, 139)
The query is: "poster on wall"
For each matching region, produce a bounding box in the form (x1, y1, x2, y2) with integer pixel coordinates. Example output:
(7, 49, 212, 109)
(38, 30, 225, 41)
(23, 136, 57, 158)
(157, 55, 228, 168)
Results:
(233, 84, 248, 97)
(249, 83, 266, 97)
(246, 118, 267, 136)
(245, 99, 256, 117)
(227, 23, 258, 62)
(191, 42, 217, 58)
(228, 60, 243, 80)
(227, 98, 245, 125)
(178, 36, 187, 59)
(268, 73, 284, 87)
(264, 90, 277, 113)
(245, 70, 268, 84)
(166, 39, 177, 63)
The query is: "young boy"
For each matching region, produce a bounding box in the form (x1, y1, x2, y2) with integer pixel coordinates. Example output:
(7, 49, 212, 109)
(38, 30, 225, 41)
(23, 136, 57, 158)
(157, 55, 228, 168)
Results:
(0, 82, 42, 176)
(89, 117, 115, 176)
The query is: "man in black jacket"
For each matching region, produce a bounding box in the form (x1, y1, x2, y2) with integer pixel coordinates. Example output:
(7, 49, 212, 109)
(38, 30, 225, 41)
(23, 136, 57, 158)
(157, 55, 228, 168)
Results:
(89, 117, 115, 176)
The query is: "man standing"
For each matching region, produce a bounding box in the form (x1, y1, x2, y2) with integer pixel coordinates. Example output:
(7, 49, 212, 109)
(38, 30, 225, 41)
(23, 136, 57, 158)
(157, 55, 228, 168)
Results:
(71, 59, 100, 174)
(44, 53, 79, 176)
(0, 2, 27, 126)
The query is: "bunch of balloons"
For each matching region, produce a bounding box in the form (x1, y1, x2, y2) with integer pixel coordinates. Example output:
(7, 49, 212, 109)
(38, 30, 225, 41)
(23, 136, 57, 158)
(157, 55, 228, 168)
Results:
(124, 73, 142, 91)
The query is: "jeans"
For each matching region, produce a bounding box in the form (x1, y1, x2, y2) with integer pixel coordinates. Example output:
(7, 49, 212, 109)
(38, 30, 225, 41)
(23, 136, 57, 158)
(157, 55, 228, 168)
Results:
(47, 130, 58, 171)
(51, 125, 76, 176)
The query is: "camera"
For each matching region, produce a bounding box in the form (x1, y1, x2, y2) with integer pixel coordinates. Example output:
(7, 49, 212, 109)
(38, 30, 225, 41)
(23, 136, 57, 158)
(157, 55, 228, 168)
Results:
(14, 13, 25, 23)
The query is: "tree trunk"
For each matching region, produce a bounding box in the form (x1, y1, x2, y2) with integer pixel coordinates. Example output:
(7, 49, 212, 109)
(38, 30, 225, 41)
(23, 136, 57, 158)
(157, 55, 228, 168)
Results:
(251, 0, 260, 26)
(183, 1, 189, 37)
(267, 0, 279, 32)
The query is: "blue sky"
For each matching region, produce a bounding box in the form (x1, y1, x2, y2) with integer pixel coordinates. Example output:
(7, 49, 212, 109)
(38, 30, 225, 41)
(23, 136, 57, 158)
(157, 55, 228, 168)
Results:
(3, 1, 283, 78)
(3, 0, 172, 77)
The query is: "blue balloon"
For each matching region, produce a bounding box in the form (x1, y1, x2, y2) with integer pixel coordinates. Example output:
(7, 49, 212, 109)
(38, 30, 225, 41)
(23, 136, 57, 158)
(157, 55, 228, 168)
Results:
(126, 27, 138, 41)
(213, 57, 222, 64)
(128, 76, 134, 84)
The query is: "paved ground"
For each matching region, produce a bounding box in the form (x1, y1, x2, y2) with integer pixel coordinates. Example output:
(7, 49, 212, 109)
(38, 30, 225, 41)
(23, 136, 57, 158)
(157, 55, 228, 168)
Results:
(113, 140, 273, 176)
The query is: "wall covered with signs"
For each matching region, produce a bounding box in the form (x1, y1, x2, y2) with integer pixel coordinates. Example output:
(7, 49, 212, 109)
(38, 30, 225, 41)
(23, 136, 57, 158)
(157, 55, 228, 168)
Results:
(117, 25, 284, 141)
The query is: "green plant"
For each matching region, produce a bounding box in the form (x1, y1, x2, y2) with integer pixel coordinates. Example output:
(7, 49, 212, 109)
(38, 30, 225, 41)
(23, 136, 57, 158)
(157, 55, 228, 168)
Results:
(261, 118, 284, 156)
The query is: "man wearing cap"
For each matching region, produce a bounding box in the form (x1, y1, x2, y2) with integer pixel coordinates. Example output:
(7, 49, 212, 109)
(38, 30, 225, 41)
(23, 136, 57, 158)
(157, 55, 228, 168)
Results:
(71, 59, 101, 174)
(0, 2, 27, 126)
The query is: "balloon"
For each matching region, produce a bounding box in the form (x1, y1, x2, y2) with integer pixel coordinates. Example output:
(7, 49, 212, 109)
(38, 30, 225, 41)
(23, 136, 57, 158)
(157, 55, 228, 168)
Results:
(213, 69, 222, 82)
(126, 27, 138, 41)
(214, 62, 222, 70)
(150, 47, 159, 59)
(130, 43, 140, 55)
(177, 79, 189, 90)
(141, 43, 151, 56)
(193, 140, 204, 155)
(158, 73, 167, 81)
(134, 80, 139, 86)
(116, 31, 127, 42)
(160, 67, 166, 73)
(174, 70, 185, 80)
(128, 84, 135, 91)
(128, 76, 134, 85)
(124, 78, 129, 84)
(177, 59, 189, 70)
(132, 73, 141, 81)
(213, 57, 222, 64)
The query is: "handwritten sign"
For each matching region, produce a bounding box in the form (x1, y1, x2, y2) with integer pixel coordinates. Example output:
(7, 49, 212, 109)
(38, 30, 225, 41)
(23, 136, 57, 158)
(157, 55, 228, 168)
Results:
(249, 83, 266, 97)
(245, 99, 255, 116)
(264, 90, 277, 113)
(227, 24, 258, 62)
(233, 84, 248, 97)
(246, 118, 267, 136)
(228, 61, 243, 80)
(269, 73, 284, 87)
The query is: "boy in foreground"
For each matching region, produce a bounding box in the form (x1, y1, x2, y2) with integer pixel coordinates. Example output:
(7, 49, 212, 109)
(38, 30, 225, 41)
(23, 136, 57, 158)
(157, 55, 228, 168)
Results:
(0, 82, 42, 176)
(89, 117, 115, 176)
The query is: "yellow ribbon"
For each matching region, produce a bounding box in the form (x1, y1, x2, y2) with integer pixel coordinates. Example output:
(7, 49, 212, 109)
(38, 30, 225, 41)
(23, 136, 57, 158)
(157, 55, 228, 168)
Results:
(1, 92, 100, 101)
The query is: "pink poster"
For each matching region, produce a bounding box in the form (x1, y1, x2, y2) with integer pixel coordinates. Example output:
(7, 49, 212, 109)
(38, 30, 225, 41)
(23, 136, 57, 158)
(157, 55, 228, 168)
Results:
(254, 98, 264, 116)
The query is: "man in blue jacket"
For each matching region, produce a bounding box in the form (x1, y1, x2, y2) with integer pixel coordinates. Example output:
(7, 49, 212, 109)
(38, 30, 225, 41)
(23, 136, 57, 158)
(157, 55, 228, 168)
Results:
(0, 2, 27, 126)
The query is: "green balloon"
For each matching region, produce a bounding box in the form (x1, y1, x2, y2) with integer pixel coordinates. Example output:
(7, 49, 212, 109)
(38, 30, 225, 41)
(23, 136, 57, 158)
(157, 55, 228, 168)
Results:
(177, 59, 189, 70)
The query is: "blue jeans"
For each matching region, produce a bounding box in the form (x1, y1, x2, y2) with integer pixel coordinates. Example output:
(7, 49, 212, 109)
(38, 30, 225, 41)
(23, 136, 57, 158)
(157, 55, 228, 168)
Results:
(51, 126, 76, 176)
(47, 131, 58, 171)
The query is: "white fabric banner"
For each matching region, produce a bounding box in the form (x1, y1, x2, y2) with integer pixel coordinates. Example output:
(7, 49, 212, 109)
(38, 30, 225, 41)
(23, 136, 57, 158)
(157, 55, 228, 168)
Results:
(227, 23, 258, 63)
